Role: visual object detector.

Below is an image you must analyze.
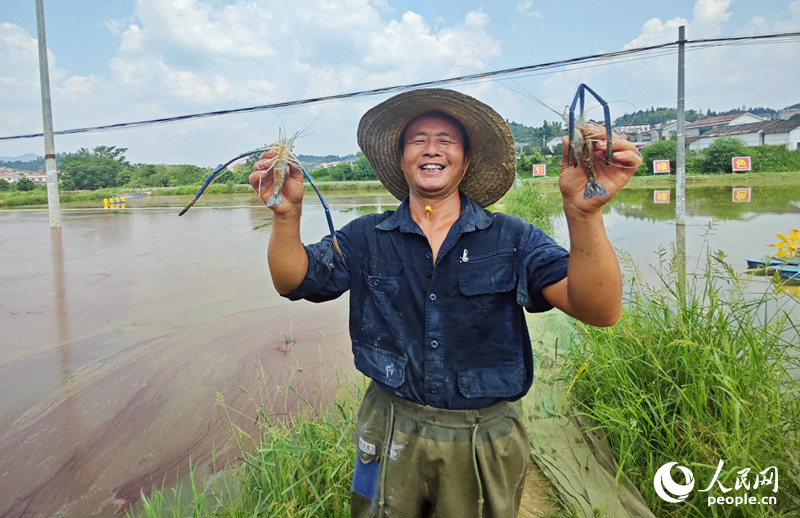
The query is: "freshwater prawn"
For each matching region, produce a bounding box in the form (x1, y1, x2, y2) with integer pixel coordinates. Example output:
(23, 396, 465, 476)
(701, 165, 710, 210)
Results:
(178, 131, 345, 261)
(260, 129, 298, 208)
(505, 79, 635, 199)
(566, 83, 613, 199)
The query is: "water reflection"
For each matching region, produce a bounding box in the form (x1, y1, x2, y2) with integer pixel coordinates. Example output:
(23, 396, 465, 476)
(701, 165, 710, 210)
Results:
(51, 228, 70, 374)
(612, 184, 800, 222)
(675, 221, 687, 298)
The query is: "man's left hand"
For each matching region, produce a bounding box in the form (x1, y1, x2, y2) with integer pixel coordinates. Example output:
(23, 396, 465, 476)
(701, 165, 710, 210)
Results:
(559, 128, 642, 214)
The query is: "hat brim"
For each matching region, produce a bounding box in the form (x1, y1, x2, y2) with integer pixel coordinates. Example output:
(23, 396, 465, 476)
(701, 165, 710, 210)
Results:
(357, 88, 516, 208)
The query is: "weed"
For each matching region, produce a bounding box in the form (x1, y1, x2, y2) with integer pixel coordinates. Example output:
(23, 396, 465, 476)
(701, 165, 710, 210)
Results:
(127, 365, 366, 518)
(566, 245, 800, 517)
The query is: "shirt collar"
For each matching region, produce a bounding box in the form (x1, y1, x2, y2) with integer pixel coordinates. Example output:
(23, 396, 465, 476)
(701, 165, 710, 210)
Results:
(375, 192, 494, 233)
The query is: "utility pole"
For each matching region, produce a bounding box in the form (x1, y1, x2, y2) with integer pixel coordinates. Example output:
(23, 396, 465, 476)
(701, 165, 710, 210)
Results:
(675, 25, 687, 296)
(676, 26, 686, 225)
(36, 0, 61, 228)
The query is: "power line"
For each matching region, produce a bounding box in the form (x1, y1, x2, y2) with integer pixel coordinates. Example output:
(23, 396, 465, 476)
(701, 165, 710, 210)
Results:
(2, 31, 799, 142)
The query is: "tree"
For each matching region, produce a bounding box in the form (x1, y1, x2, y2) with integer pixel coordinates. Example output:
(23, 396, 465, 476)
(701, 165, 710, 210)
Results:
(15, 177, 37, 191)
(351, 153, 376, 181)
(328, 162, 353, 181)
(699, 137, 747, 173)
(0, 179, 12, 191)
(169, 164, 208, 186)
(639, 140, 677, 175)
(60, 146, 128, 190)
(128, 164, 170, 187)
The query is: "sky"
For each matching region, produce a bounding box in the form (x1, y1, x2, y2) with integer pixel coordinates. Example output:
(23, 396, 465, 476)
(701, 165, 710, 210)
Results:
(1, 0, 799, 167)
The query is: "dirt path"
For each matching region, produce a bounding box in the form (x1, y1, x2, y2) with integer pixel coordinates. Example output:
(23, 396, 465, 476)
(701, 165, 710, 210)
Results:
(518, 459, 561, 518)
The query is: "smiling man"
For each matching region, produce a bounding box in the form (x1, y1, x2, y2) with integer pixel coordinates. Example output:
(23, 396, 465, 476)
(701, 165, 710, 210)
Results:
(250, 88, 641, 517)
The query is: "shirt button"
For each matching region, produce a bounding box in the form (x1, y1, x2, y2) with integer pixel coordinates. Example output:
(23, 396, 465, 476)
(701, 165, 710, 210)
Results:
(426, 252, 432, 259)
(430, 340, 439, 349)
(429, 293, 437, 302)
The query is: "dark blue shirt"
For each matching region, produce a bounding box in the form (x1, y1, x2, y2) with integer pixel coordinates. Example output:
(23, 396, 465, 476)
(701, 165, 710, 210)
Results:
(286, 193, 569, 410)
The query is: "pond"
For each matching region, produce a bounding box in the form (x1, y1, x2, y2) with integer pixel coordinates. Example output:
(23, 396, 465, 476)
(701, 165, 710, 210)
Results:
(0, 184, 797, 517)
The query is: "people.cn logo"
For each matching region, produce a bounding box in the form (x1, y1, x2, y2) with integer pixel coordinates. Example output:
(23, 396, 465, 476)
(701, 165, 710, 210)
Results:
(654, 462, 695, 503)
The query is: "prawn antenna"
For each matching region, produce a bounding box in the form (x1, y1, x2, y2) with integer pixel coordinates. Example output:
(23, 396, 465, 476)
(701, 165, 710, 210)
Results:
(179, 149, 263, 216)
(179, 148, 345, 262)
(301, 165, 345, 261)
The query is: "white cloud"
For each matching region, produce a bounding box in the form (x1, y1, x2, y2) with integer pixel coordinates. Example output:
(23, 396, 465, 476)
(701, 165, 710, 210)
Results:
(615, 0, 800, 115)
(362, 9, 500, 81)
(622, 17, 689, 50)
(0, 1, 504, 164)
(0, 22, 70, 133)
(692, 0, 732, 36)
(516, 0, 542, 19)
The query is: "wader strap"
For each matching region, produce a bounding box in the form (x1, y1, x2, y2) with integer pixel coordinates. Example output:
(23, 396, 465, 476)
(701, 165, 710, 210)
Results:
(376, 401, 395, 518)
(471, 418, 484, 517)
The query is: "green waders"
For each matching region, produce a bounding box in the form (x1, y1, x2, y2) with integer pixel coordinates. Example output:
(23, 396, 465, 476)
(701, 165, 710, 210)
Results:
(351, 382, 529, 518)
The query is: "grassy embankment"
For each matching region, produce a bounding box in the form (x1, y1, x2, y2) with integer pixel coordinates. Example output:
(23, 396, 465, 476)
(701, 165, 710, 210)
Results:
(130, 371, 365, 518)
(114, 175, 797, 517)
(567, 248, 800, 517)
(0, 181, 386, 208)
(3, 170, 799, 209)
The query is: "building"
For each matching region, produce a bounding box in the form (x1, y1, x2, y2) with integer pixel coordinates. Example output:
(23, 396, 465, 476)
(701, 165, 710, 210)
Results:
(778, 104, 800, 120)
(25, 173, 47, 185)
(0, 168, 23, 183)
(643, 121, 677, 142)
(688, 119, 800, 151)
(545, 136, 563, 152)
(685, 112, 766, 137)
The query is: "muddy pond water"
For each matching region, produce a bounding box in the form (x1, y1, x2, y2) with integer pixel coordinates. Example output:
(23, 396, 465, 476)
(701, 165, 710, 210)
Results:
(0, 185, 798, 517)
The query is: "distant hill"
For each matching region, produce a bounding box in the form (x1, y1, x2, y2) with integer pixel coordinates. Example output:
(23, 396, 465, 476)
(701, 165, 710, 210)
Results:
(0, 154, 45, 172)
(297, 153, 358, 167)
(0, 153, 40, 162)
(613, 107, 706, 127)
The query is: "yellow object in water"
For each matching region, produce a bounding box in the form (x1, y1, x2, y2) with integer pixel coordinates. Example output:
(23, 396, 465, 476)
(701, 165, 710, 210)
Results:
(770, 228, 799, 258)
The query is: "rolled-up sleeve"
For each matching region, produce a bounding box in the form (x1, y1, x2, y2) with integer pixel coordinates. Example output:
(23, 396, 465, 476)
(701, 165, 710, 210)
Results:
(516, 227, 569, 312)
(285, 232, 352, 303)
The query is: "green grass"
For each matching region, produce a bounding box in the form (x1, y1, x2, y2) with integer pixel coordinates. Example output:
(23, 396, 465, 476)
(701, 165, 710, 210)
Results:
(565, 247, 800, 517)
(126, 368, 365, 518)
(494, 181, 562, 234)
(0, 187, 125, 207)
(3, 171, 798, 209)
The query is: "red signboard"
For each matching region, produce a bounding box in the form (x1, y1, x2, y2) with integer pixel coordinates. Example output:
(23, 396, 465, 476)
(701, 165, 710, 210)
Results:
(653, 190, 671, 204)
(732, 187, 752, 203)
(653, 160, 671, 174)
(732, 156, 752, 172)
(532, 164, 546, 177)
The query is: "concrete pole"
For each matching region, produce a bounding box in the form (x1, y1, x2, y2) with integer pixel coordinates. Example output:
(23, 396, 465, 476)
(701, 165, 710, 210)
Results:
(675, 25, 687, 296)
(36, 0, 61, 228)
(676, 25, 686, 226)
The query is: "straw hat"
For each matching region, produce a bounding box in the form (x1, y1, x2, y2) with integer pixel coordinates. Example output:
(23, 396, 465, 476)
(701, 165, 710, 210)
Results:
(357, 88, 516, 208)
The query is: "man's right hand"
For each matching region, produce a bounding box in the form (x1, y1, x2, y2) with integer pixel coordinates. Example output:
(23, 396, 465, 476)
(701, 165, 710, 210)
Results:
(249, 146, 305, 218)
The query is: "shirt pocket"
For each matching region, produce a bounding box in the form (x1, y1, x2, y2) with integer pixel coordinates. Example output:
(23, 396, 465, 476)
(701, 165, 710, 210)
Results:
(457, 360, 526, 398)
(362, 261, 404, 307)
(458, 247, 517, 296)
(456, 248, 521, 362)
(353, 344, 407, 388)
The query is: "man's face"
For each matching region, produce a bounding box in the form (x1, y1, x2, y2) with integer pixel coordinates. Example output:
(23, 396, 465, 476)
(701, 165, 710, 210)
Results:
(400, 113, 470, 201)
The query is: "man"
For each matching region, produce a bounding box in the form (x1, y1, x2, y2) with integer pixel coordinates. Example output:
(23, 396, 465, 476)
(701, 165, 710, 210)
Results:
(250, 88, 641, 517)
